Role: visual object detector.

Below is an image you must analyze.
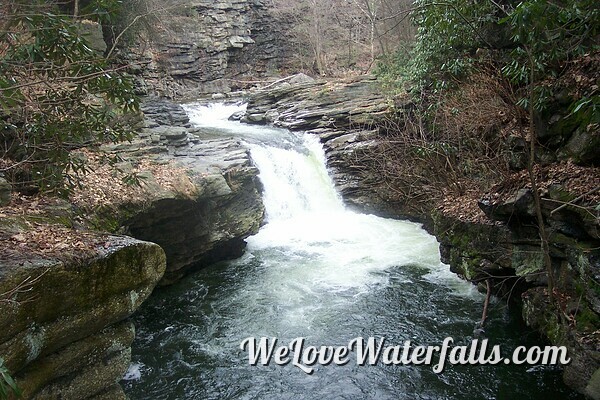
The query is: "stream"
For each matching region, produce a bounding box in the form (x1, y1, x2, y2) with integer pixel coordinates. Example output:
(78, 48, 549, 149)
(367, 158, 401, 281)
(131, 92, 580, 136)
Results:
(123, 103, 581, 399)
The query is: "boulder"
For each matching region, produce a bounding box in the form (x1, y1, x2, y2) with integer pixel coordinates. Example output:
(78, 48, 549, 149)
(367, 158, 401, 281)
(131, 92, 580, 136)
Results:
(89, 99, 265, 285)
(228, 110, 245, 121)
(478, 189, 535, 222)
(563, 127, 600, 165)
(77, 21, 106, 54)
(15, 322, 135, 400)
(0, 236, 165, 399)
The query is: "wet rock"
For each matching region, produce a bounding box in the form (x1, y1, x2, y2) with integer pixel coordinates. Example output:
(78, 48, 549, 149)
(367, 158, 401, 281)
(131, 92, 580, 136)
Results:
(523, 287, 600, 397)
(15, 322, 135, 400)
(228, 110, 245, 121)
(246, 113, 266, 123)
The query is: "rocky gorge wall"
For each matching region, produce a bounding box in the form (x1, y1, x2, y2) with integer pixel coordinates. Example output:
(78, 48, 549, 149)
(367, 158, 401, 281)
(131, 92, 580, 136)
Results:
(436, 187, 600, 397)
(128, 0, 288, 98)
(115, 99, 265, 284)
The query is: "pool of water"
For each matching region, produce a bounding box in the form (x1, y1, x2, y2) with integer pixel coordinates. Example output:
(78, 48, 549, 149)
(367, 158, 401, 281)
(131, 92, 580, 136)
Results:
(123, 103, 581, 400)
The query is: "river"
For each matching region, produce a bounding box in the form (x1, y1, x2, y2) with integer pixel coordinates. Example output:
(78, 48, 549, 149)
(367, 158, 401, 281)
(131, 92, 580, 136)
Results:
(123, 103, 581, 400)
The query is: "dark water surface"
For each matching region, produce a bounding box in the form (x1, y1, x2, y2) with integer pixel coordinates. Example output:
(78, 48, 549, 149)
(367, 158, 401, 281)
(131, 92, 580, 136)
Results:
(123, 103, 582, 400)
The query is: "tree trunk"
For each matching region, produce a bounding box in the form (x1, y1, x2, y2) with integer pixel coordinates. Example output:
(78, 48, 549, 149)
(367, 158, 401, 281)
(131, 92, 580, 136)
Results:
(525, 47, 556, 300)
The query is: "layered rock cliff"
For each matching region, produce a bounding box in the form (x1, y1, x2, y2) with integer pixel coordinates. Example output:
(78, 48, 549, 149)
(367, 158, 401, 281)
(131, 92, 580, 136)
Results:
(130, 100, 265, 284)
(75, 99, 265, 284)
(0, 99, 266, 397)
(436, 185, 600, 397)
(129, 0, 288, 98)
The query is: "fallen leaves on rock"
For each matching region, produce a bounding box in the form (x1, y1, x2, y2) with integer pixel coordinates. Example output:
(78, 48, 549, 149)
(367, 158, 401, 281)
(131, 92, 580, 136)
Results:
(0, 206, 108, 265)
(1, 146, 200, 265)
(438, 187, 494, 224)
(489, 161, 600, 205)
(70, 149, 197, 211)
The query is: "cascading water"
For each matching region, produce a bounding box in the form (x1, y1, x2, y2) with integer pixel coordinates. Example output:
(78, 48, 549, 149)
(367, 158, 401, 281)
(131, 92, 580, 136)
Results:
(123, 103, 580, 399)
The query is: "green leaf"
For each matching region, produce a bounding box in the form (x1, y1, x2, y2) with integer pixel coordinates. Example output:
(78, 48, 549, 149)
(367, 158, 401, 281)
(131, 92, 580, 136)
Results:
(571, 98, 592, 115)
(0, 370, 21, 397)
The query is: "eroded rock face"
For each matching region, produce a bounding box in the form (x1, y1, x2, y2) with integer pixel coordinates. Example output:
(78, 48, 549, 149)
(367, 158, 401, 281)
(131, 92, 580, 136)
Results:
(243, 76, 412, 218)
(99, 99, 265, 284)
(130, 0, 288, 97)
(436, 186, 600, 396)
(0, 237, 165, 399)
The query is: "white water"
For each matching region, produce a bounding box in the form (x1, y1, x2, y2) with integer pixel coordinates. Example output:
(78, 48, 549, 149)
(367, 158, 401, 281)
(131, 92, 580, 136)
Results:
(124, 102, 576, 400)
(185, 102, 478, 297)
(183, 102, 303, 149)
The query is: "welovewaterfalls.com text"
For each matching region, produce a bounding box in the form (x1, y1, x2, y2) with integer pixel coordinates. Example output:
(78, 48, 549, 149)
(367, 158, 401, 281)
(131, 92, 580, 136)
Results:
(240, 337, 570, 374)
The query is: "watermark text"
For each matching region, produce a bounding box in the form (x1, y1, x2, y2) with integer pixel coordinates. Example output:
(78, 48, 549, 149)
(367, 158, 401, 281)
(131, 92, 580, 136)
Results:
(239, 337, 570, 374)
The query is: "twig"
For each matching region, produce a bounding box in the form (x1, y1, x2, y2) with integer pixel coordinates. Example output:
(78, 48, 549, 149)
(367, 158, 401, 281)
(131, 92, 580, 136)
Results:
(550, 186, 600, 215)
(480, 279, 492, 328)
(0, 268, 49, 305)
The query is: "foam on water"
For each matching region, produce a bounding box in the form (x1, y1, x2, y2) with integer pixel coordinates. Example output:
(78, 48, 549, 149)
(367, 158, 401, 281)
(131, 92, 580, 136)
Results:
(123, 102, 578, 400)
(182, 101, 299, 147)
(246, 129, 473, 295)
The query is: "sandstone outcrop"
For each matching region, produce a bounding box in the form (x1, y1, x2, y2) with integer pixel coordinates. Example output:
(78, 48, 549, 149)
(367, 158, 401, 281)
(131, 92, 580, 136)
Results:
(0, 236, 165, 399)
(128, 0, 288, 98)
(93, 98, 265, 284)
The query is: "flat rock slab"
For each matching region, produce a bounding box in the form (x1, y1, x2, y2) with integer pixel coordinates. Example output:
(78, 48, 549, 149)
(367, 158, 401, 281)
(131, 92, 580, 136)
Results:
(103, 99, 265, 284)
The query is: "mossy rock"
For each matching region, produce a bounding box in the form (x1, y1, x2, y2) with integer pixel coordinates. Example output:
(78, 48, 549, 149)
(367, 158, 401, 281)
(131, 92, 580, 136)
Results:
(0, 237, 165, 374)
(563, 127, 600, 165)
(15, 322, 134, 399)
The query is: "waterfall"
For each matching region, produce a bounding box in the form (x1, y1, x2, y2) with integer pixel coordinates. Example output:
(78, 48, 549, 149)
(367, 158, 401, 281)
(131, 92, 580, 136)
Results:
(180, 101, 475, 293)
(123, 102, 571, 400)
(248, 135, 342, 221)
